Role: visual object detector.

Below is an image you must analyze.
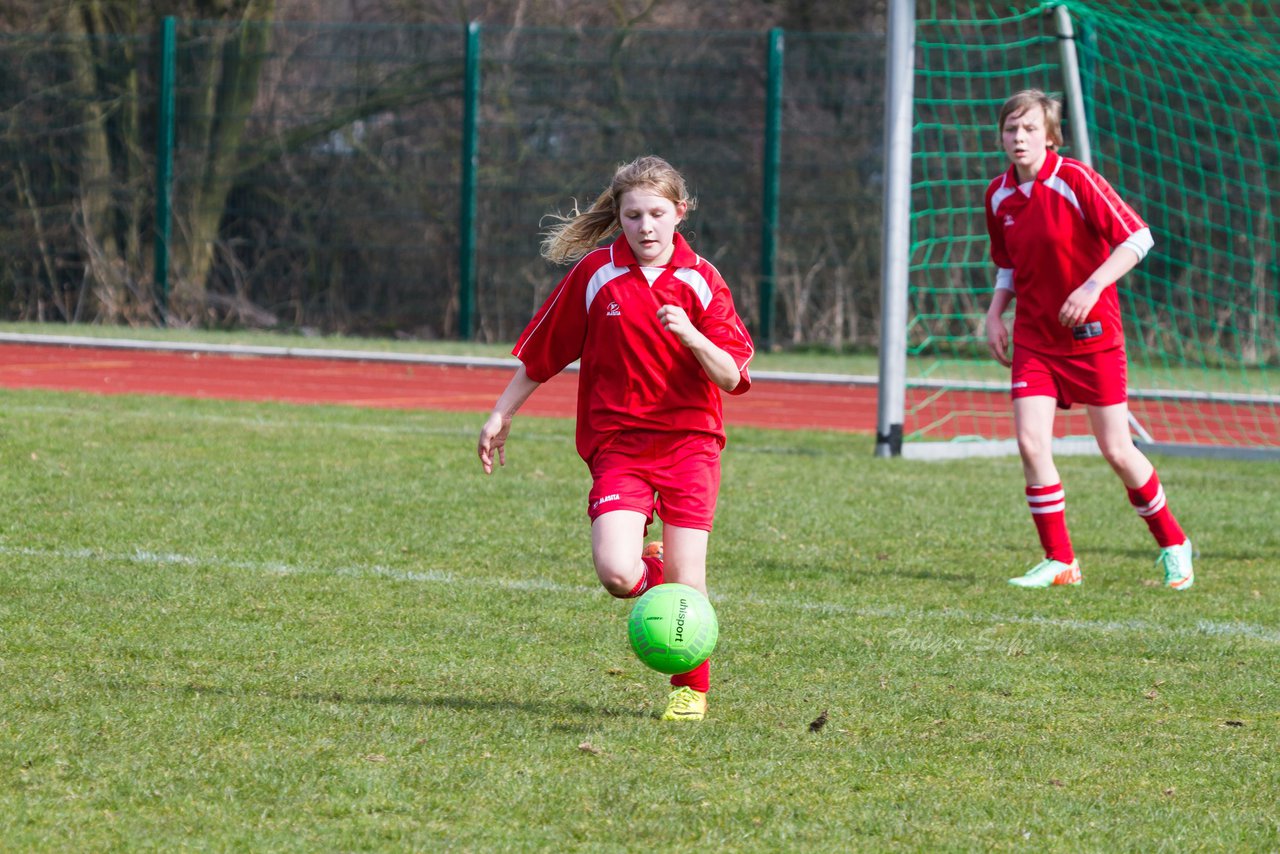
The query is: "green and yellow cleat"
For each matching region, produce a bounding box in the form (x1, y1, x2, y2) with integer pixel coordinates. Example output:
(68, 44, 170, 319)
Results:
(1008, 558, 1082, 588)
(661, 686, 707, 721)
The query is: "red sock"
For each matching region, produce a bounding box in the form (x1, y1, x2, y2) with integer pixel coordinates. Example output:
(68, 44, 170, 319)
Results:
(1127, 471, 1186, 548)
(617, 555, 665, 599)
(1027, 483, 1074, 563)
(671, 659, 709, 693)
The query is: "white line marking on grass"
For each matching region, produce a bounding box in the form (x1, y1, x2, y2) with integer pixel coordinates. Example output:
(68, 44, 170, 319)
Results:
(3, 544, 1276, 645)
(0, 400, 579, 445)
(0, 401, 478, 436)
(0, 545, 595, 595)
(769, 597, 1280, 644)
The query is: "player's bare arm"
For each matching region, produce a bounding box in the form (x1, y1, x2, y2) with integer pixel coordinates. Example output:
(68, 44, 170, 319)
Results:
(477, 364, 542, 474)
(1058, 278, 1106, 327)
(1058, 245, 1142, 327)
(985, 287, 1015, 367)
(656, 304, 741, 391)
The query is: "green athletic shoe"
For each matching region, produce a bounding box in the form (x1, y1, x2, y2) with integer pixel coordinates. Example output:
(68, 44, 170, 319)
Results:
(661, 686, 707, 721)
(1008, 558, 1082, 588)
(1158, 539, 1194, 590)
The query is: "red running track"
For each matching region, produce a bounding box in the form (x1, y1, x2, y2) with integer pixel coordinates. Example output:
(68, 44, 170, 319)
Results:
(0, 342, 884, 434)
(0, 341, 1275, 446)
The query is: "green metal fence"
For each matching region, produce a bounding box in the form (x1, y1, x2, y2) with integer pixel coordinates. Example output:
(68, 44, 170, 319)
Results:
(0, 21, 886, 345)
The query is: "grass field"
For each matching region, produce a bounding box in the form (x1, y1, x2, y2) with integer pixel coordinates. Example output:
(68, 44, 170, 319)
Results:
(1, 387, 1277, 851)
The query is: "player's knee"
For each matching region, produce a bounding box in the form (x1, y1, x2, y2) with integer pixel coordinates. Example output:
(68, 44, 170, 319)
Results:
(1016, 432, 1050, 463)
(1097, 436, 1138, 472)
(595, 557, 640, 597)
(1097, 443, 1125, 469)
(1100, 445, 1141, 478)
(602, 578, 637, 598)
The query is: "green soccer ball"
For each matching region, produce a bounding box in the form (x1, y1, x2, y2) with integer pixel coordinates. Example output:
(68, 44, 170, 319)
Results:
(627, 583, 718, 675)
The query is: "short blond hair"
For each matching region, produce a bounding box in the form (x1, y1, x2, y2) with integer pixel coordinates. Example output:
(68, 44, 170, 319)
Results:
(997, 89, 1064, 149)
(540, 156, 696, 265)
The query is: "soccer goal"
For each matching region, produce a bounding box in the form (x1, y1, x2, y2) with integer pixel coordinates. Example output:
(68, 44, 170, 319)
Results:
(875, 0, 1280, 460)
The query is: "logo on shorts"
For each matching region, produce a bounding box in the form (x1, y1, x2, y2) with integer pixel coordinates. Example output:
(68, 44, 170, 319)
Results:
(1011, 381, 1028, 389)
(590, 493, 620, 512)
(606, 302, 621, 317)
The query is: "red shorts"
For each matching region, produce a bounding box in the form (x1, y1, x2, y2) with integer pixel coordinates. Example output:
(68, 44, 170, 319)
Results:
(586, 431, 722, 532)
(1011, 346, 1127, 409)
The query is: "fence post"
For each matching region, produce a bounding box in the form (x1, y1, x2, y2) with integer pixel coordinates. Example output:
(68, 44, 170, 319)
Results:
(759, 27, 784, 350)
(154, 15, 177, 322)
(458, 21, 481, 340)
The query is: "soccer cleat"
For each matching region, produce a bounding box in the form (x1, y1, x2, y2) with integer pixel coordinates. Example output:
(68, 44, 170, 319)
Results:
(1158, 539, 1194, 590)
(643, 541, 664, 561)
(661, 686, 707, 721)
(1008, 558, 1082, 588)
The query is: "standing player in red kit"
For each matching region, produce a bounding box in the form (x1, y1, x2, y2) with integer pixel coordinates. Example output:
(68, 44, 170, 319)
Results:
(983, 90, 1194, 590)
(477, 156, 755, 719)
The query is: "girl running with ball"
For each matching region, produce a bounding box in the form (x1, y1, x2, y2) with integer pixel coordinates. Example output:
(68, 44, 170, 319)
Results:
(478, 156, 754, 719)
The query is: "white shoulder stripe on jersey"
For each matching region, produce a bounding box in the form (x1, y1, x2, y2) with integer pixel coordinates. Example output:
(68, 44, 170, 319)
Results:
(673, 268, 714, 309)
(991, 185, 1017, 214)
(1043, 175, 1083, 218)
(581, 261, 716, 314)
(1058, 160, 1144, 236)
(584, 262, 630, 312)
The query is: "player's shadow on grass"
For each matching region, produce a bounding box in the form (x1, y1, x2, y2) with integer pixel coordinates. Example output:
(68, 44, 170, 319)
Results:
(853, 562, 978, 584)
(758, 556, 977, 584)
(892, 568, 979, 583)
(418, 693, 650, 721)
(1073, 544, 1217, 562)
(180, 683, 650, 720)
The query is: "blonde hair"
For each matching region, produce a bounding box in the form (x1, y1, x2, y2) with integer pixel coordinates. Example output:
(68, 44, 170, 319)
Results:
(540, 155, 696, 265)
(997, 89, 1064, 149)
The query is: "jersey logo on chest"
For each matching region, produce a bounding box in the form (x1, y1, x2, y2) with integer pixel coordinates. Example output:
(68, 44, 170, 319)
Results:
(606, 301, 621, 317)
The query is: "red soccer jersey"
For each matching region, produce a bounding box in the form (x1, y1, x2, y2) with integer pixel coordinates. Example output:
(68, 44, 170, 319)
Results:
(513, 232, 754, 464)
(985, 149, 1148, 355)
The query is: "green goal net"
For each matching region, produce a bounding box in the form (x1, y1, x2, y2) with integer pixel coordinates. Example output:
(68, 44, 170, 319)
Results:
(904, 0, 1279, 457)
